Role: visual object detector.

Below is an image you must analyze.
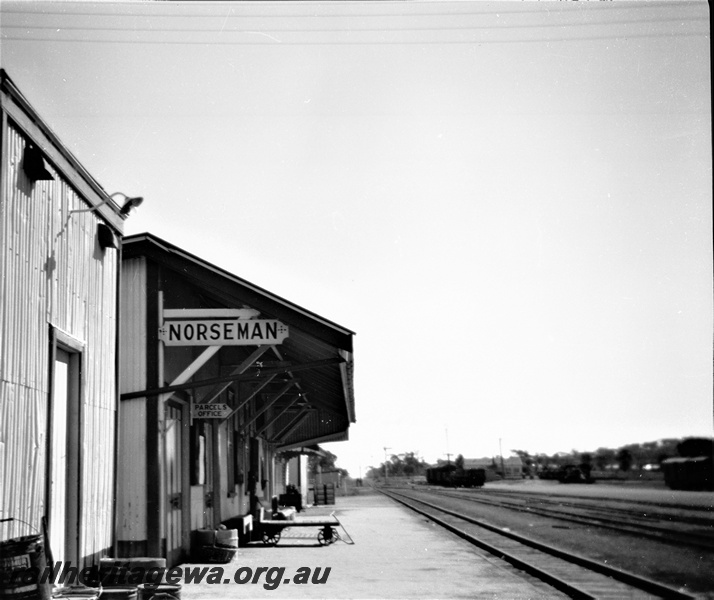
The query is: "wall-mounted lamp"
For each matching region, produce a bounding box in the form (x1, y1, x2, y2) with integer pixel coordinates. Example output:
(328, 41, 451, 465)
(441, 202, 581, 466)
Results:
(22, 144, 54, 182)
(70, 192, 144, 216)
(116, 193, 144, 216)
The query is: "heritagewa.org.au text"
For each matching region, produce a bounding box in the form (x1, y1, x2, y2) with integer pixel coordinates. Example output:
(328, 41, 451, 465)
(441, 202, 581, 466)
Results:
(2, 563, 331, 592)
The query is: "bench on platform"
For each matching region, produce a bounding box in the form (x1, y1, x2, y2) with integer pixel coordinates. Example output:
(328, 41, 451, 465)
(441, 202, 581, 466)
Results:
(221, 514, 253, 546)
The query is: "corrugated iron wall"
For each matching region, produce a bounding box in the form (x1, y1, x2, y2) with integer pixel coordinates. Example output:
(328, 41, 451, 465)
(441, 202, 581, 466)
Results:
(0, 119, 118, 564)
(117, 257, 148, 544)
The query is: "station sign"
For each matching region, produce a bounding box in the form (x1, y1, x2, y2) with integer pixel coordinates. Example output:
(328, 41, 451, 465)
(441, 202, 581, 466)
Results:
(159, 319, 289, 346)
(191, 403, 232, 419)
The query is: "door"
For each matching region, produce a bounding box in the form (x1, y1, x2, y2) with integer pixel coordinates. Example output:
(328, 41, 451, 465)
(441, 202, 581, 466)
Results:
(165, 402, 187, 566)
(48, 348, 80, 567)
(249, 437, 262, 514)
(190, 420, 214, 530)
(203, 424, 214, 527)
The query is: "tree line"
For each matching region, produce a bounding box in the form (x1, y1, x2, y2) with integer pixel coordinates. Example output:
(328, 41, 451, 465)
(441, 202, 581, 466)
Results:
(513, 437, 712, 474)
(366, 451, 430, 479)
(364, 437, 713, 479)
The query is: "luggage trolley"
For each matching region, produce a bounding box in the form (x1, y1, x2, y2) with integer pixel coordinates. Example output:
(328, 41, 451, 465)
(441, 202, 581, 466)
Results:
(257, 509, 354, 546)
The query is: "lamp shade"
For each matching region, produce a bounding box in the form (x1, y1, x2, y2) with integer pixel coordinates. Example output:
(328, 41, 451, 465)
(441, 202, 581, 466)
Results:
(118, 195, 144, 215)
(22, 144, 54, 181)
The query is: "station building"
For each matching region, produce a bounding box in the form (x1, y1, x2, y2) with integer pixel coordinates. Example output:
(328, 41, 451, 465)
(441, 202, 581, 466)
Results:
(0, 70, 127, 567)
(116, 233, 355, 565)
(1, 71, 356, 572)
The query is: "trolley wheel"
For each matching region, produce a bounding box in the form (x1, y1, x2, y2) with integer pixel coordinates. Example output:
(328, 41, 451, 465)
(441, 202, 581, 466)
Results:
(317, 526, 335, 546)
(262, 530, 281, 546)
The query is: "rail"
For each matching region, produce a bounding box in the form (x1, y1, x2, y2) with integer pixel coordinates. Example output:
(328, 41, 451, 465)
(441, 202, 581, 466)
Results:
(380, 488, 697, 600)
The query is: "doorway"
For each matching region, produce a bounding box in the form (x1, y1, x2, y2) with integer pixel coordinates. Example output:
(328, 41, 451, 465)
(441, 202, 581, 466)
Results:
(48, 341, 81, 568)
(164, 401, 189, 565)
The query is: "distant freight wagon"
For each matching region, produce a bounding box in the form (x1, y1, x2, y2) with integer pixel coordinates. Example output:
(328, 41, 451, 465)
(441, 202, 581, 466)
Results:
(661, 438, 714, 491)
(426, 464, 486, 488)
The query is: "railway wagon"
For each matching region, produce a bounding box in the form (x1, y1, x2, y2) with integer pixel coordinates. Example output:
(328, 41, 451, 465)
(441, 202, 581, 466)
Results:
(426, 465, 485, 488)
(661, 456, 713, 490)
(426, 465, 453, 486)
(661, 438, 714, 491)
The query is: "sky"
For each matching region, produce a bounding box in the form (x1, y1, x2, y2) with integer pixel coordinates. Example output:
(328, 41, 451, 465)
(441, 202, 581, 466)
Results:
(1, 0, 711, 477)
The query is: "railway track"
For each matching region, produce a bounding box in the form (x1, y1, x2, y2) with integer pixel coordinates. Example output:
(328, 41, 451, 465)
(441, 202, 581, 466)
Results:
(474, 487, 714, 519)
(420, 487, 714, 551)
(380, 487, 698, 600)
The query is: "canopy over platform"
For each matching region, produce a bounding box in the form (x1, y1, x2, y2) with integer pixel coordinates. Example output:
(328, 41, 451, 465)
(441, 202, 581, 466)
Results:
(121, 233, 355, 448)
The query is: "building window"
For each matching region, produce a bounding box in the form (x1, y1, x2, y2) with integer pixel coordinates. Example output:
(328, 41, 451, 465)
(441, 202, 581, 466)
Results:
(227, 423, 235, 494)
(226, 389, 235, 494)
(190, 421, 206, 486)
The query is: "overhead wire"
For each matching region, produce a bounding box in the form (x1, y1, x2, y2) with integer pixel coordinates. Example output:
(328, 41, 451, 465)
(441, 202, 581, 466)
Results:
(0, 2, 706, 46)
(0, 0, 703, 19)
(1, 31, 705, 46)
(2, 26, 706, 45)
(0, 15, 704, 33)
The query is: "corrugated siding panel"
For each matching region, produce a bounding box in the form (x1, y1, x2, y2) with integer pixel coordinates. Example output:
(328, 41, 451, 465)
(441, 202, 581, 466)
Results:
(1, 124, 53, 540)
(119, 258, 147, 394)
(1, 120, 118, 563)
(0, 383, 47, 539)
(117, 399, 147, 540)
(117, 258, 148, 540)
(0, 125, 51, 391)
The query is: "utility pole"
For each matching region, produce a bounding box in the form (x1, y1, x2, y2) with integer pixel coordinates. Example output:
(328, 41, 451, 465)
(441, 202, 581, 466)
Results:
(383, 447, 391, 484)
(499, 438, 506, 479)
(445, 427, 450, 463)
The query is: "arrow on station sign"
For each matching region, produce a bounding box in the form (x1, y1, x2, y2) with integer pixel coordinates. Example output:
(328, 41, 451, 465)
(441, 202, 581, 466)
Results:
(191, 403, 232, 419)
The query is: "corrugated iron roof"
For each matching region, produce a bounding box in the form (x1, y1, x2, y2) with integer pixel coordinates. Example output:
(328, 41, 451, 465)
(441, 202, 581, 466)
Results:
(122, 233, 356, 441)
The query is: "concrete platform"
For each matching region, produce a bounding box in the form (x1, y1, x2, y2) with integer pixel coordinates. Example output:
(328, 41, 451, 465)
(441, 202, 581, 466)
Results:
(178, 488, 563, 599)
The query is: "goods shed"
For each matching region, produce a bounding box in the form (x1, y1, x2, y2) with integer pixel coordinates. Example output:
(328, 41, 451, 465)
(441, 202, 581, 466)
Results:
(0, 70, 127, 567)
(116, 233, 355, 565)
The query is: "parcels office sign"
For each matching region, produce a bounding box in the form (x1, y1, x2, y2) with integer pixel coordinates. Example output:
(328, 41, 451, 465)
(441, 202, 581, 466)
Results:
(159, 319, 289, 346)
(192, 403, 231, 419)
